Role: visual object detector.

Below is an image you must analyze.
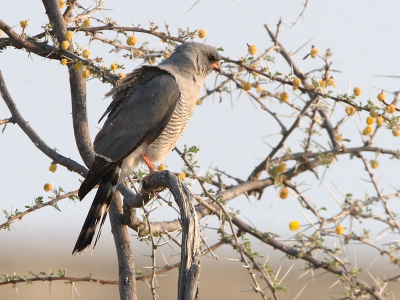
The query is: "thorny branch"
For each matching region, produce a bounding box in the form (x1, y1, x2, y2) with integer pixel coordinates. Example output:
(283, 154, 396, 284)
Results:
(2, 2, 400, 299)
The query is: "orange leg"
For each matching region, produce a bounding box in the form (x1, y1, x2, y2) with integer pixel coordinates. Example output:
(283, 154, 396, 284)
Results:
(140, 153, 158, 172)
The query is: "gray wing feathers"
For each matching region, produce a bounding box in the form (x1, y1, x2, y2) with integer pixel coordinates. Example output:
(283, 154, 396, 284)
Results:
(79, 69, 180, 201)
(94, 72, 181, 162)
(99, 66, 167, 123)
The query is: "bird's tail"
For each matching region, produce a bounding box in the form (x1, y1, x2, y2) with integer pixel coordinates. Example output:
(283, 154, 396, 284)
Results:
(72, 165, 121, 255)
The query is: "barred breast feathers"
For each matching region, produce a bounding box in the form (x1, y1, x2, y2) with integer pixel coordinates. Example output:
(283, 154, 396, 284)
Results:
(146, 92, 189, 161)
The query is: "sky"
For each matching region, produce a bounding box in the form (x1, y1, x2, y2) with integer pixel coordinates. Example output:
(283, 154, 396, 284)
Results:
(2, 0, 400, 299)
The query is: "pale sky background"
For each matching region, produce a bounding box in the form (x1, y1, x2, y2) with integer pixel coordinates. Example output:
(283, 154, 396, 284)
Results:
(2, 1, 400, 299)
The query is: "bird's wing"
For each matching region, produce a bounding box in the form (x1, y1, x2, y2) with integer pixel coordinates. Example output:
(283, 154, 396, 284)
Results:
(79, 67, 181, 199)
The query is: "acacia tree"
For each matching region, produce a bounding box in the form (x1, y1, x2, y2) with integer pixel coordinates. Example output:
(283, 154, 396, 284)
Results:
(1, 1, 400, 299)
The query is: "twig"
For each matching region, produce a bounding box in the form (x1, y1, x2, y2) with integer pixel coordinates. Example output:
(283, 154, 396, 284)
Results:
(0, 190, 79, 230)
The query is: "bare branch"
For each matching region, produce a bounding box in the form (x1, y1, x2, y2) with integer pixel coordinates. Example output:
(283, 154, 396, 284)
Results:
(0, 70, 87, 176)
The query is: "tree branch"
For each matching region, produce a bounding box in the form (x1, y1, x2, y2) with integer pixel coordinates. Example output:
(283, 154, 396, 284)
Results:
(0, 190, 79, 231)
(143, 171, 201, 300)
(41, 3, 134, 300)
(0, 70, 87, 176)
(109, 193, 137, 300)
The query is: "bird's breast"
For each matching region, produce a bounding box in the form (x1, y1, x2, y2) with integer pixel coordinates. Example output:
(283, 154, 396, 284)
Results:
(145, 94, 190, 162)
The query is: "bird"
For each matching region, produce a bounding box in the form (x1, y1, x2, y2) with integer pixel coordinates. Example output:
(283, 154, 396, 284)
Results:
(72, 42, 221, 254)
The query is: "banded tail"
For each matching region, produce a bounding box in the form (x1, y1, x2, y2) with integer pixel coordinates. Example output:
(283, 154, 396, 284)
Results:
(72, 164, 121, 255)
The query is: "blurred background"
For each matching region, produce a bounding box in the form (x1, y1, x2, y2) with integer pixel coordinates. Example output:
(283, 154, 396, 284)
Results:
(2, 0, 400, 298)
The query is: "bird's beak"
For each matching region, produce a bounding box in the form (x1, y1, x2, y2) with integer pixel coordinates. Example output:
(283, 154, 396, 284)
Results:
(211, 61, 221, 73)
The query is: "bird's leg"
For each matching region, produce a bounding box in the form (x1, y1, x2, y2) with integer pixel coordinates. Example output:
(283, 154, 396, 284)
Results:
(141, 153, 158, 182)
(140, 153, 158, 172)
(140, 154, 164, 195)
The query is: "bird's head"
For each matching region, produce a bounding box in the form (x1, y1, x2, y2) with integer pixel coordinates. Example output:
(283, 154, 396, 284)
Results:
(163, 42, 221, 77)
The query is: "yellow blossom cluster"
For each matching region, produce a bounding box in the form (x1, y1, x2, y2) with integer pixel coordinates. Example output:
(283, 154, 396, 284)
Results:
(353, 87, 362, 97)
(310, 46, 318, 58)
(248, 44, 257, 55)
(178, 172, 186, 181)
(318, 77, 336, 88)
(49, 164, 57, 172)
(345, 106, 356, 116)
(279, 92, 289, 102)
(336, 225, 344, 235)
(292, 77, 301, 91)
(43, 183, 53, 192)
(242, 82, 252, 91)
(126, 35, 137, 46)
(276, 163, 287, 173)
(157, 164, 166, 171)
(289, 220, 300, 231)
(279, 187, 289, 199)
(370, 160, 379, 169)
(198, 29, 207, 39)
(82, 19, 91, 27)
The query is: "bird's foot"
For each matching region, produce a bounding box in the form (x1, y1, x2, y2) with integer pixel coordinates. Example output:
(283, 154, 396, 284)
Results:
(142, 169, 165, 196)
(140, 154, 166, 194)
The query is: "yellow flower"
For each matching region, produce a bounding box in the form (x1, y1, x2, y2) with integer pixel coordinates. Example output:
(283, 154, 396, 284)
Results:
(100, 65, 107, 69)
(376, 116, 384, 127)
(60, 58, 67, 65)
(387, 104, 396, 114)
(20, 20, 29, 28)
(49, 164, 57, 173)
(82, 19, 91, 27)
(292, 77, 301, 91)
(242, 82, 252, 91)
(392, 129, 400, 137)
(157, 164, 166, 171)
(256, 85, 263, 93)
(110, 62, 117, 71)
(44, 183, 53, 192)
(370, 109, 378, 118)
(335, 134, 343, 141)
(126, 35, 138, 46)
(178, 172, 186, 181)
(150, 56, 156, 65)
(327, 77, 336, 88)
(310, 46, 319, 58)
(59, 0, 64, 9)
(276, 163, 287, 173)
(377, 91, 386, 102)
(345, 106, 356, 116)
(65, 30, 73, 41)
(335, 225, 344, 235)
(118, 72, 126, 79)
(196, 99, 202, 105)
(279, 92, 289, 102)
(61, 40, 69, 50)
(366, 116, 374, 125)
(82, 49, 90, 58)
(289, 221, 300, 231)
(198, 28, 207, 39)
(163, 52, 170, 59)
(74, 61, 83, 70)
(370, 160, 379, 169)
(279, 187, 289, 199)
(318, 79, 327, 88)
(82, 69, 90, 79)
(248, 44, 257, 55)
(362, 125, 373, 136)
(353, 87, 362, 97)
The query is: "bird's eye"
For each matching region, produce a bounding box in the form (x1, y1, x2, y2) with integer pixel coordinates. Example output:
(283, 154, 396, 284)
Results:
(208, 55, 215, 61)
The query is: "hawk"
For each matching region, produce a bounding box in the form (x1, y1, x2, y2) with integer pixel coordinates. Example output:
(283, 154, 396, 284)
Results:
(73, 42, 221, 254)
